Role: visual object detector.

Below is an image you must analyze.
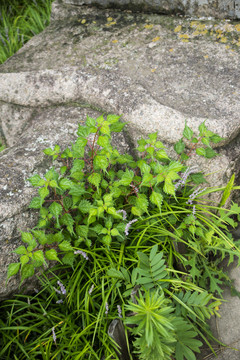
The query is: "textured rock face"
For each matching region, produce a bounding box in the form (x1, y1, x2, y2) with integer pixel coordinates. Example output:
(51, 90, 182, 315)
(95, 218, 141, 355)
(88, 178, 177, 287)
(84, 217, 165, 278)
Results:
(63, 0, 240, 19)
(0, 0, 240, 299)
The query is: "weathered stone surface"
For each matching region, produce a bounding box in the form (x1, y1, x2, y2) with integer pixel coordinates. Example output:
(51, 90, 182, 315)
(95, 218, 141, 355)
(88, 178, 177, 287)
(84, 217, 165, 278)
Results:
(63, 0, 240, 19)
(0, 1, 240, 301)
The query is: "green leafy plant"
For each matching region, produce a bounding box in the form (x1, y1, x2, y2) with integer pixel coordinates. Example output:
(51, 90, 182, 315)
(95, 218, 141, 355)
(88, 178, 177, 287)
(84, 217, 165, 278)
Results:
(3, 115, 240, 359)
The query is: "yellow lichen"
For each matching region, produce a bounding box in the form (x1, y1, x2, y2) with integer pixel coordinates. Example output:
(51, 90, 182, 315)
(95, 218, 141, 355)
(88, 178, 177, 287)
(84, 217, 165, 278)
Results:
(81, 19, 86, 24)
(112, 39, 118, 43)
(203, 55, 209, 59)
(220, 37, 227, 43)
(179, 34, 189, 39)
(192, 31, 200, 37)
(107, 17, 113, 22)
(144, 24, 153, 29)
(181, 39, 189, 43)
(196, 24, 205, 31)
(174, 25, 182, 33)
(152, 36, 160, 42)
(190, 21, 199, 28)
(235, 24, 240, 32)
(151, 68, 156, 72)
(169, 48, 174, 52)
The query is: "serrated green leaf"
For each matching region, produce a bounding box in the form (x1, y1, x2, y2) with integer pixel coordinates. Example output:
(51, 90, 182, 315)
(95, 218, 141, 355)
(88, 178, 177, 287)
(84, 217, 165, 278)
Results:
(88, 173, 101, 187)
(136, 194, 148, 213)
(209, 134, 224, 144)
(174, 139, 185, 154)
(59, 240, 73, 252)
(150, 191, 163, 211)
(45, 249, 61, 262)
(183, 122, 193, 140)
(62, 252, 75, 267)
(20, 255, 29, 266)
(7, 263, 20, 280)
(202, 137, 210, 147)
(100, 122, 110, 136)
(29, 197, 42, 209)
(21, 264, 34, 283)
(93, 155, 109, 171)
(61, 148, 73, 159)
(111, 228, 120, 236)
(28, 174, 45, 187)
(196, 147, 206, 156)
(69, 184, 86, 196)
(86, 115, 96, 127)
(117, 169, 134, 186)
(79, 199, 92, 213)
(156, 149, 169, 160)
(131, 206, 142, 216)
(21, 232, 33, 244)
(60, 213, 74, 234)
(32, 230, 48, 245)
(59, 178, 73, 190)
(163, 178, 175, 196)
(45, 168, 58, 181)
(110, 121, 126, 132)
(102, 235, 112, 246)
(43, 148, 54, 156)
(38, 187, 49, 200)
(97, 135, 110, 147)
(33, 250, 46, 265)
(76, 225, 88, 238)
(49, 202, 62, 217)
(13, 246, 27, 255)
(205, 148, 217, 159)
(198, 121, 207, 136)
(63, 197, 72, 210)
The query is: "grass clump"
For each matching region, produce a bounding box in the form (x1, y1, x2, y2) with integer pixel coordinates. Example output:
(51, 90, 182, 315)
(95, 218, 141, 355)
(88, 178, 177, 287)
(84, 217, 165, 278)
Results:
(1, 115, 240, 359)
(0, 0, 53, 64)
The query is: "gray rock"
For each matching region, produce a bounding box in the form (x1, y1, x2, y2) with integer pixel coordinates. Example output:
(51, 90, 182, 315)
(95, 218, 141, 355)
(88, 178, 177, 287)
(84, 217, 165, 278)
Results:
(0, 1, 240, 303)
(63, 0, 240, 19)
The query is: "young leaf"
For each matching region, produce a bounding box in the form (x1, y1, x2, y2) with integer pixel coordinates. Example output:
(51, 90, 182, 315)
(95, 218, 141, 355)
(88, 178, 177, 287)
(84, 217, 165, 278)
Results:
(33, 250, 47, 266)
(20, 264, 35, 283)
(150, 191, 163, 211)
(88, 173, 101, 188)
(13, 246, 27, 255)
(174, 139, 185, 154)
(38, 187, 49, 200)
(20, 255, 30, 266)
(7, 263, 21, 280)
(59, 240, 73, 252)
(183, 122, 193, 140)
(45, 249, 61, 262)
(49, 202, 62, 218)
(28, 174, 45, 187)
(29, 197, 43, 209)
(62, 252, 75, 267)
(21, 232, 33, 244)
(93, 155, 109, 171)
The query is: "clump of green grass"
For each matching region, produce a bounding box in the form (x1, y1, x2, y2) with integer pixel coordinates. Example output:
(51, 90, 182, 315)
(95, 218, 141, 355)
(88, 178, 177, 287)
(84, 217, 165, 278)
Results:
(0, 0, 53, 64)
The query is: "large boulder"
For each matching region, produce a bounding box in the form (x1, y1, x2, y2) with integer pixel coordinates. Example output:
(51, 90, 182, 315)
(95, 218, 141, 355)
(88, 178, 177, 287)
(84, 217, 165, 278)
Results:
(0, 0, 240, 302)
(63, 0, 240, 19)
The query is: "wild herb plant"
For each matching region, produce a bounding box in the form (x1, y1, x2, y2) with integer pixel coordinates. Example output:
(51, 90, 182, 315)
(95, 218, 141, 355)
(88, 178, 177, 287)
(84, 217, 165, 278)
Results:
(2, 115, 240, 360)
